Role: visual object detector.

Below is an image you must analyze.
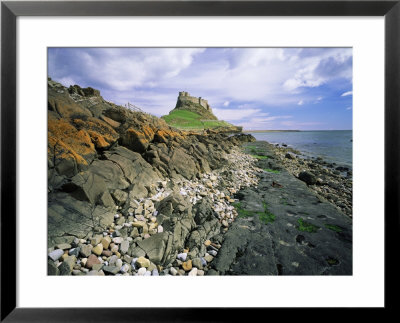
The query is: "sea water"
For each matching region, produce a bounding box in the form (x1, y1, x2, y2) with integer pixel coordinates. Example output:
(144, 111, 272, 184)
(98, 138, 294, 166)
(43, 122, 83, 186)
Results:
(248, 130, 353, 168)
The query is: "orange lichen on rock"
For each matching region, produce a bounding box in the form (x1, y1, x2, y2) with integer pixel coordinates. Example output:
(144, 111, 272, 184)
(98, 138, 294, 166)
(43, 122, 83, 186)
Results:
(73, 117, 119, 149)
(48, 117, 96, 175)
(48, 95, 92, 119)
(153, 129, 182, 143)
(48, 136, 87, 165)
(87, 130, 110, 149)
(122, 128, 149, 152)
(141, 124, 155, 140)
(100, 115, 121, 128)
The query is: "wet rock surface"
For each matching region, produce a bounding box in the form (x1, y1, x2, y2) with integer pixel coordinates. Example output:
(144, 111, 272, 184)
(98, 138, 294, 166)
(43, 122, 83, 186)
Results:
(268, 142, 352, 217)
(210, 142, 352, 275)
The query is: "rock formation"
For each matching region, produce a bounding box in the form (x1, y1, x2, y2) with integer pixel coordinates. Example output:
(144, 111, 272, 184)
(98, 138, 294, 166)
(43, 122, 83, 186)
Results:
(163, 91, 243, 133)
(174, 91, 217, 120)
(47, 78, 254, 273)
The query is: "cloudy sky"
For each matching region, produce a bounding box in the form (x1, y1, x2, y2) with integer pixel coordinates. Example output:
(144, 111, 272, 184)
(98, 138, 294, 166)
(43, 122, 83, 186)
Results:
(48, 47, 352, 130)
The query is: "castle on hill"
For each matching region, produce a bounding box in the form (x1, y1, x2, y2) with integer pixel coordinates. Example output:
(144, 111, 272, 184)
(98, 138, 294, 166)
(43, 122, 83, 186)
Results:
(178, 91, 212, 112)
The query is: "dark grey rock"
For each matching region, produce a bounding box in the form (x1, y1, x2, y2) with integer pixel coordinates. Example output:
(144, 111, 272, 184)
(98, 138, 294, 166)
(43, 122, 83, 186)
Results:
(48, 260, 59, 275)
(48, 193, 114, 242)
(298, 171, 317, 185)
(62, 171, 115, 208)
(136, 232, 170, 265)
(112, 189, 128, 206)
(59, 261, 72, 276)
(193, 197, 217, 225)
(192, 258, 203, 269)
(79, 244, 93, 258)
(103, 266, 120, 275)
(211, 142, 352, 275)
(88, 160, 130, 190)
(206, 269, 220, 276)
(129, 245, 146, 258)
(129, 184, 148, 201)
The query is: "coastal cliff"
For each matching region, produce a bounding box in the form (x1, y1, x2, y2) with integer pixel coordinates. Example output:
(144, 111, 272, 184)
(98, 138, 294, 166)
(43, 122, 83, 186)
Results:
(47, 79, 256, 276)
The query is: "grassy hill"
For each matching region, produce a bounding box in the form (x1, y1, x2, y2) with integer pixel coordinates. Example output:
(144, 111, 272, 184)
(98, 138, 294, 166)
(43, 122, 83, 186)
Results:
(162, 109, 233, 130)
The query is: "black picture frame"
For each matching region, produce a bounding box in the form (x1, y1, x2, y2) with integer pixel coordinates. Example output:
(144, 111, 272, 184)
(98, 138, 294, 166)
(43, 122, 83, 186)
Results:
(1, 0, 399, 321)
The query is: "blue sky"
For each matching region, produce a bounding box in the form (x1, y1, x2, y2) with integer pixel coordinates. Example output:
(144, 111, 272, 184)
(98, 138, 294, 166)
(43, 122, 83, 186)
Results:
(48, 48, 352, 130)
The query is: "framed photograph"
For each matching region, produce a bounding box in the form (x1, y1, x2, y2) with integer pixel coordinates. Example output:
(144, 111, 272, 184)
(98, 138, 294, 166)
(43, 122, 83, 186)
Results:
(1, 0, 399, 320)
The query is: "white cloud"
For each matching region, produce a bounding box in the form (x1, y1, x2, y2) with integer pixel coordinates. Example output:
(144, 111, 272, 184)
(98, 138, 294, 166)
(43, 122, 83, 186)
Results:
(144, 48, 352, 108)
(280, 121, 324, 128)
(341, 91, 353, 97)
(314, 96, 323, 103)
(240, 115, 292, 130)
(49, 47, 353, 124)
(212, 108, 263, 121)
(283, 48, 352, 92)
(58, 77, 76, 87)
(346, 106, 352, 110)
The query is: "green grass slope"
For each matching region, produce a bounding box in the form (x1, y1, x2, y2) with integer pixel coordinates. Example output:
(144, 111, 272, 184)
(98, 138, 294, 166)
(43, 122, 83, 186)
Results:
(162, 109, 235, 131)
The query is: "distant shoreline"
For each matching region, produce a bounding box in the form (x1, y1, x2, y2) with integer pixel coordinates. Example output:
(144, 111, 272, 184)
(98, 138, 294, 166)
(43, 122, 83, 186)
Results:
(243, 129, 352, 133)
(243, 130, 301, 133)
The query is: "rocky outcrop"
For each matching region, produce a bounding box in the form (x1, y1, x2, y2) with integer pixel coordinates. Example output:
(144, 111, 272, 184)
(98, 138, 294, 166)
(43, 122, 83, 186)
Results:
(174, 91, 217, 120)
(47, 79, 255, 273)
(208, 142, 352, 275)
(162, 91, 243, 133)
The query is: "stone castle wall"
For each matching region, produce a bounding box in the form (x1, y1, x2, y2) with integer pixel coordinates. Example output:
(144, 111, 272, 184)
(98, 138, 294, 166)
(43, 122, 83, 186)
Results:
(178, 91, 211, 111)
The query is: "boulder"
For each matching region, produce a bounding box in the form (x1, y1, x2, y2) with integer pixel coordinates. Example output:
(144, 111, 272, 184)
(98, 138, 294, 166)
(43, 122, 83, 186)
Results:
(193, 197, 217, 225)
(168, 148, 198, 180)
(112, 189, 128, 206)
(298, 171, 317, 185)
(48, 193, 114, 242)
(48, 87, 92, 119)
(136, 232, 170, 265)
(48, 260, 59, 275)
(62, 171, 115, 208)
(129, 184, 148, 201)
(58, 261, 72, 276)
(88, 160, 130, 190)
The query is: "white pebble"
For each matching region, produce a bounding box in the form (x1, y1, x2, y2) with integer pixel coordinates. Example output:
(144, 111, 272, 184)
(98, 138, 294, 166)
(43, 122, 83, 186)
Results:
(188, 268, 198, 276)
(137, 267, 147, 275)
(177, 253, 187, 261)
(170, 267, 178, 276)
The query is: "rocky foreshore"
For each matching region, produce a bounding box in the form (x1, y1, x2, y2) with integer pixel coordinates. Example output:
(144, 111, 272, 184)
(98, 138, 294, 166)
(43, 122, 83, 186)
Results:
(47, 79, 259, 276)
(207, 141, 352, 275)
(47, 79, 352, 276)
(48, 148, 262, 276)
(268, 143, 352, 218)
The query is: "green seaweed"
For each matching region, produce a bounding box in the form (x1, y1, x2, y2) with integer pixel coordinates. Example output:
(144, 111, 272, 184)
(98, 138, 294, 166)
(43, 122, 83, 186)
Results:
(232, 202, 256, 218)
(251, 154, 269, 160)
(297, 218, 319, 233)
(326, 258, 339, 266)
(324, 224, 343, 233)
(232, 201, 276, 224)
(264, 168, 280, 174)
(259, 202, 276, 224)
(250, 147, 263, 154)
(259, 212, 276, 224)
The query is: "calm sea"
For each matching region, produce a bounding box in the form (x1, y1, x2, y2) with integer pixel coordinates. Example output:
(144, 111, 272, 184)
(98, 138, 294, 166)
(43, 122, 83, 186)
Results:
(247, 130, 352, 168)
